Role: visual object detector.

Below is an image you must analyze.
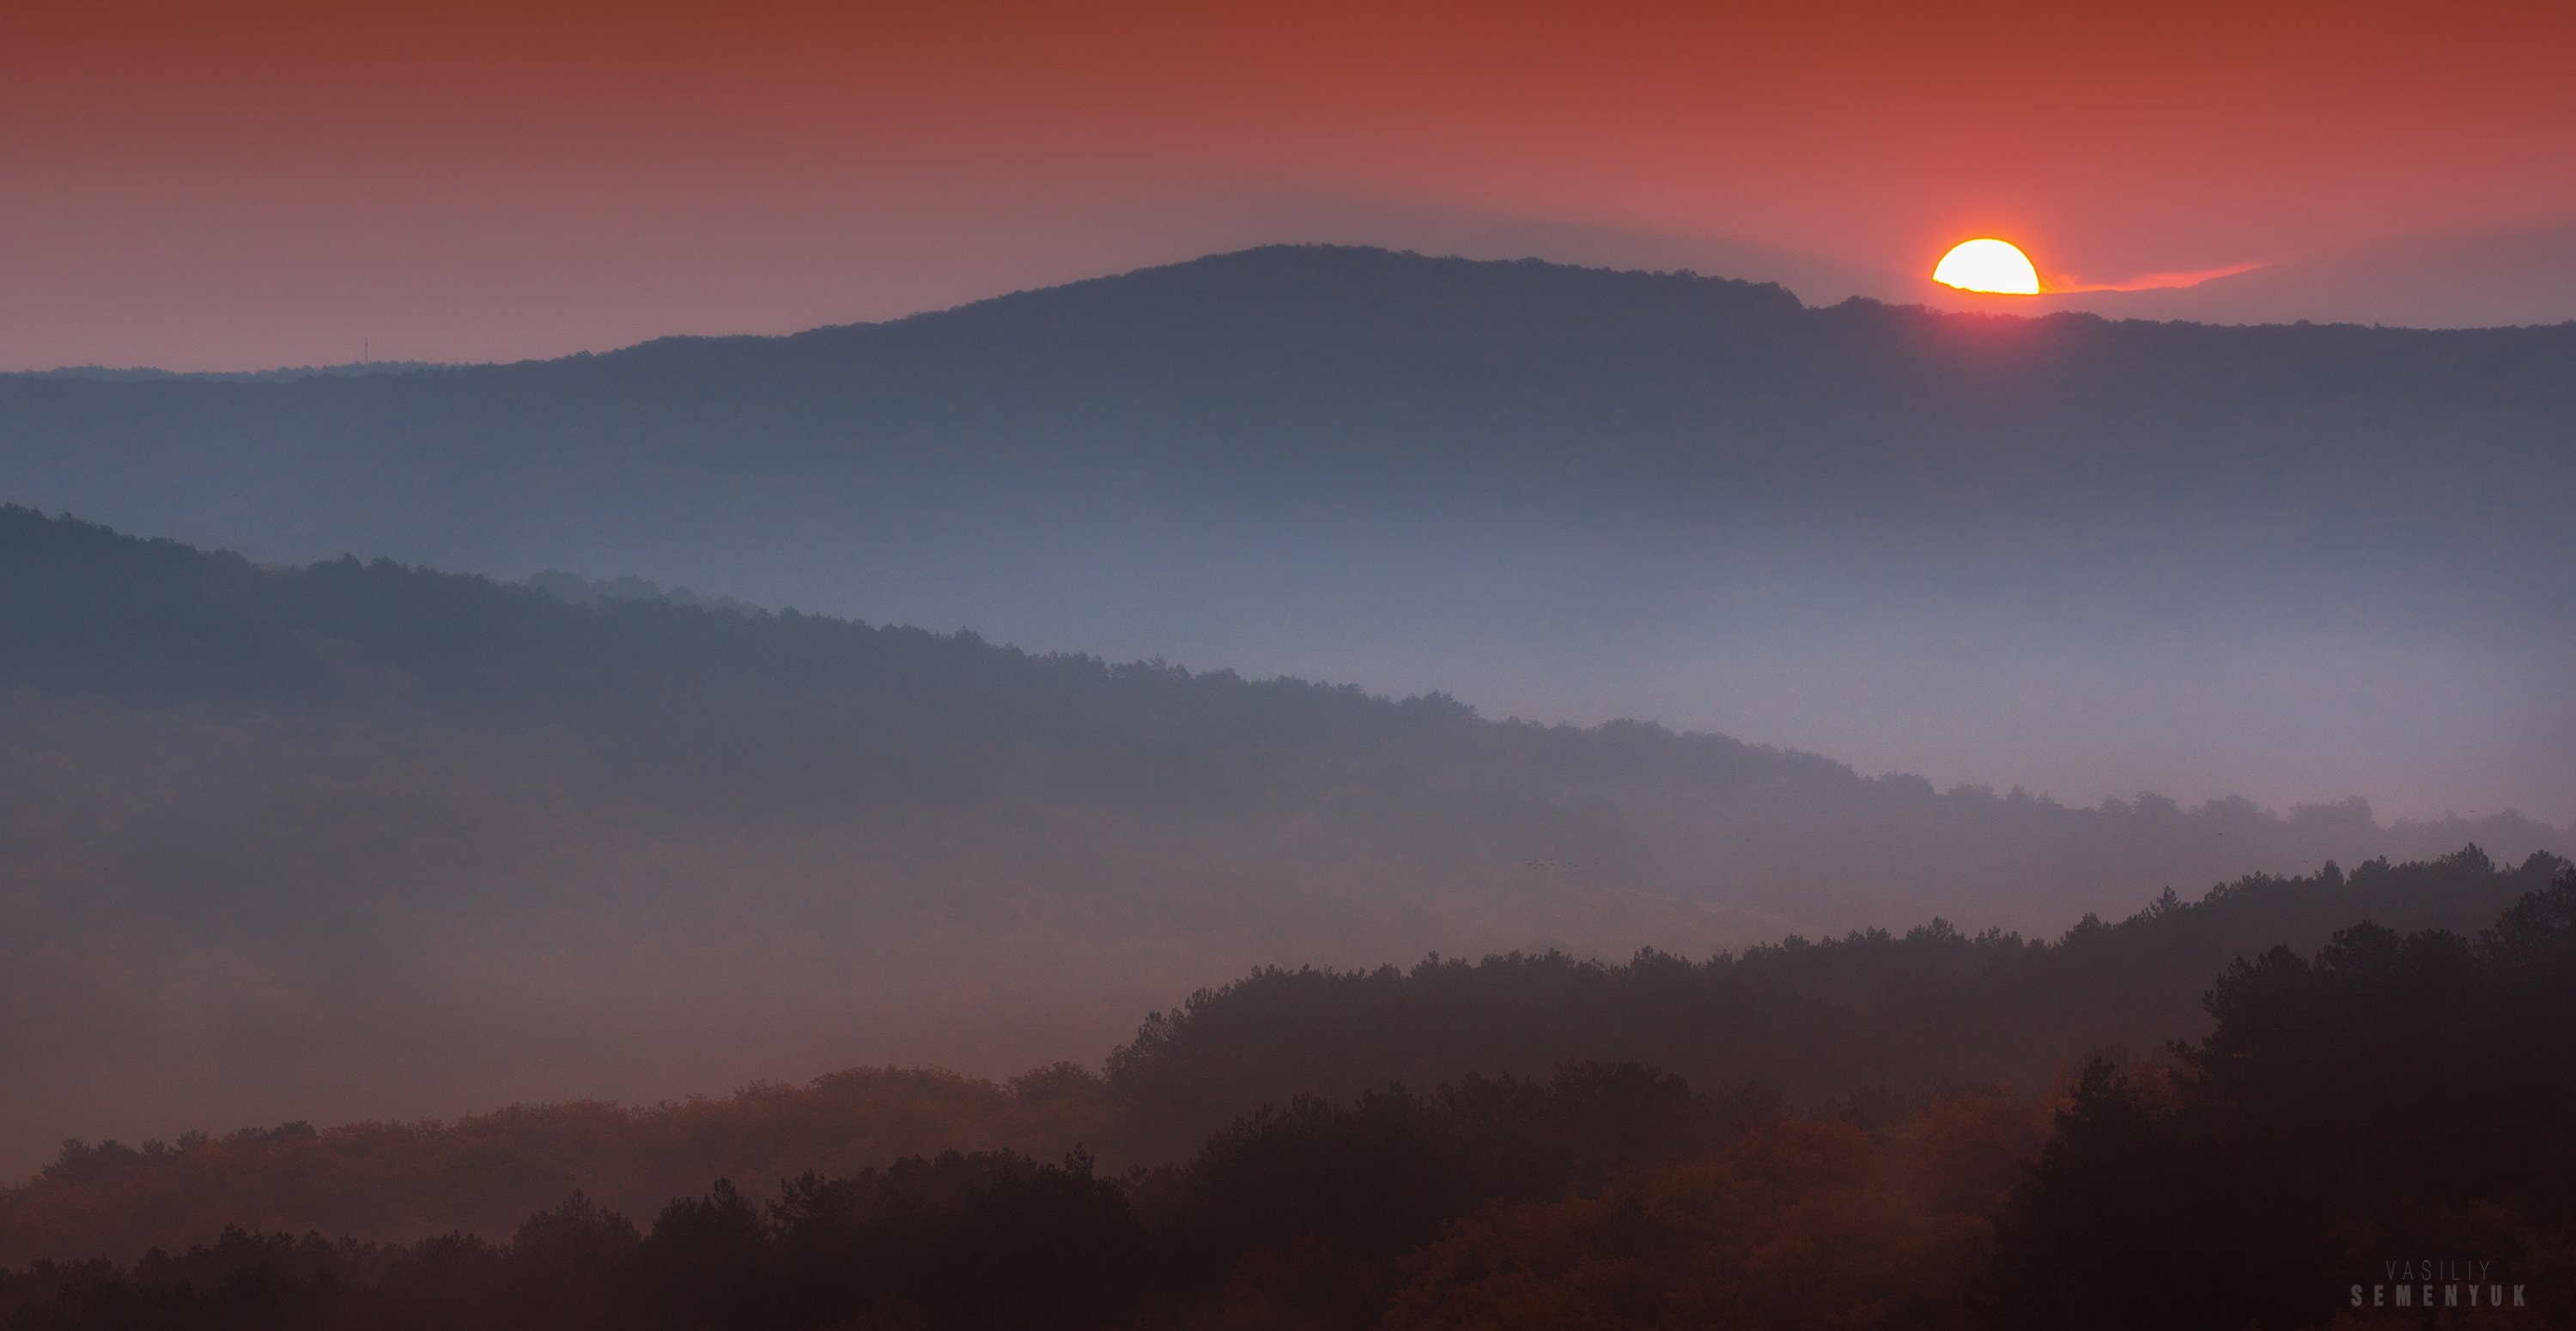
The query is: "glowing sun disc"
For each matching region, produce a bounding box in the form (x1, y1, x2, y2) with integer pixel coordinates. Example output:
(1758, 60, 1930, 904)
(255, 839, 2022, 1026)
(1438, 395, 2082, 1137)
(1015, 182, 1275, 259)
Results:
(1934, 239, 2042, 295)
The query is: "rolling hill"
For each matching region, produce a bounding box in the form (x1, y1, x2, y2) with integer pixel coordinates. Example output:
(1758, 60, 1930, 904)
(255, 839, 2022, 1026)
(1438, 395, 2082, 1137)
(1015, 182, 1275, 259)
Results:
(6, 246, 2568, 824)
(1, 506, 2560, 1181)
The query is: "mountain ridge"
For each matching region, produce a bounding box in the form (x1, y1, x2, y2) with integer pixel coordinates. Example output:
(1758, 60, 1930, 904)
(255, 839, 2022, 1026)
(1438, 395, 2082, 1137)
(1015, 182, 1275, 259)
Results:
(3, 242, 2569, 821)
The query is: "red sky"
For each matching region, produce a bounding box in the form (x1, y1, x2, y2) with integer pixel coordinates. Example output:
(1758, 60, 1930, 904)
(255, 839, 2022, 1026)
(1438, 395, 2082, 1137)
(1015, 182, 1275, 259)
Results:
(7, 0, 2574, 368)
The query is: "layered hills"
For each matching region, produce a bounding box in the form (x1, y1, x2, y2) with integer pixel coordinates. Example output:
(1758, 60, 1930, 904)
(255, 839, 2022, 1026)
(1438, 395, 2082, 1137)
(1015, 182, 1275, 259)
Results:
(7, 246, 2567, 820)
(1, 507, 2559, 1182)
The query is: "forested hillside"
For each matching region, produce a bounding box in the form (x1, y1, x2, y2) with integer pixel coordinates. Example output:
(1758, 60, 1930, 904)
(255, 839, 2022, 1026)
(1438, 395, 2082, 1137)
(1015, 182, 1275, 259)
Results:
(3, 507, 2561, 1182)
(3, 847, 2557, 1266)
(1099, 847, 2563, 1150)
(6, 863, 2569, 1329)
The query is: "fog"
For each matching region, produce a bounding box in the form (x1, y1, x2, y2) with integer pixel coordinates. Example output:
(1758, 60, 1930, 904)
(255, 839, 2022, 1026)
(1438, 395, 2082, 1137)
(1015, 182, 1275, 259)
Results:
(3, 247, 2571, 1186)
(502, 511, 2568, 824)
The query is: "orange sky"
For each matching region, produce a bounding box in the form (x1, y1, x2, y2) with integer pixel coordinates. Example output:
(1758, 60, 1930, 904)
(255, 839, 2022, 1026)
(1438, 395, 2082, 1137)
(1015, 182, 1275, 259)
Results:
(6, 0, 2574, 368)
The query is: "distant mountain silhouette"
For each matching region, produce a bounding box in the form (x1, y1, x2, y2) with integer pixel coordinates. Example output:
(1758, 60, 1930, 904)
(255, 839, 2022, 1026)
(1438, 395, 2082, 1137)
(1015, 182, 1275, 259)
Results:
(7, 245, 2568, 572)
(1, 246, 2566, 622)
(1970, 223, 2576, 329)
(11, 360, 449, 384)
(4, 246, 2568, 824)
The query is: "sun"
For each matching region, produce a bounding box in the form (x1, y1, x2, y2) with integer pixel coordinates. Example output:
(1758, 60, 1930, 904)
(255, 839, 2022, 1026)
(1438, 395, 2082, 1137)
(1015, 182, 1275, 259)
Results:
(1933, 239, 2042, 295)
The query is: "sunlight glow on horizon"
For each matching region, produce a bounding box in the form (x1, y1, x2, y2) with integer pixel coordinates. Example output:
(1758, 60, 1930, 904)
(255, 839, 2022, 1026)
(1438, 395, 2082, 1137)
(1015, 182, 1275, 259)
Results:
(1933, 239, 2043, 295)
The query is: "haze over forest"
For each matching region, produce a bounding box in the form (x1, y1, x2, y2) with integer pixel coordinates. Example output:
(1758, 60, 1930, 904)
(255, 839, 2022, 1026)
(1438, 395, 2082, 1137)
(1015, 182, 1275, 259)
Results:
(10, 0, 2575, 1320)
(0, 248, 2564, 1321)
(0, 497, 2562, 1182)
(9, 247, 2573, 824)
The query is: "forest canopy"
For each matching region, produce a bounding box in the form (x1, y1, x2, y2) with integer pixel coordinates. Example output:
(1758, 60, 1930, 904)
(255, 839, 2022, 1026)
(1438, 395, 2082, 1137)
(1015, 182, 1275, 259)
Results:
(3, 846, 2558, 1270)
(4, 862, 2569, 1330)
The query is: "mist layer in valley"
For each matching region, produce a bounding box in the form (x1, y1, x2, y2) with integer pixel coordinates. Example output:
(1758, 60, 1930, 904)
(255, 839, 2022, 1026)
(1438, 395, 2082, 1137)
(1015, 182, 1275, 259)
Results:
(0, 508, 2562, 1182)
(6, 246, 2570, 823)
